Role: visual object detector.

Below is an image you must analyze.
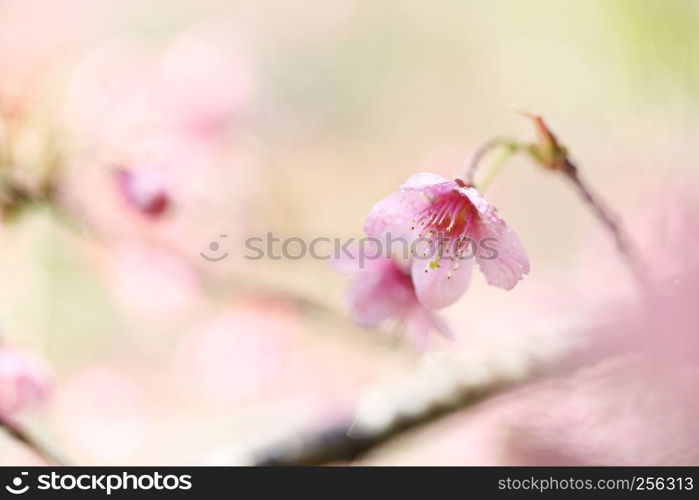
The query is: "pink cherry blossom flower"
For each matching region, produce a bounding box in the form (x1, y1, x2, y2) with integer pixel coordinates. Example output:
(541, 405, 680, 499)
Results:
(0, 346, 51, 422)
(365, 173, 529, 309)
(334, 249, 451, 346)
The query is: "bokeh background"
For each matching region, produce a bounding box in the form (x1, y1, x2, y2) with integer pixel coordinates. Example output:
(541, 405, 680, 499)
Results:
(1, 0, 698, 465)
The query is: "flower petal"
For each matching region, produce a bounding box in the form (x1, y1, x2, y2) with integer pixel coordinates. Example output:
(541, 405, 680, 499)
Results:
(477, 225, 529, 289)
(405, 308, 453, 349)
(400, 172, 449, 189)
(345, 266, 410, 328)
(364, 190, 428, 239)
(411, 255, 473, 310)
(331, 241, 384, 275)
(464, 188, 530, 289)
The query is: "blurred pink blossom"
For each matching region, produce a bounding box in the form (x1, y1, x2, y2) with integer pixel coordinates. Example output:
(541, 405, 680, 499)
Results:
(571, 176, 699, 303)
(626, 179, 699, 282)
(183, 302, 299, 405)
(150, 29, 254, 140)
(101, 243, 201, 321)
(51, 366, 153, 463)
(0, 346, 51, 422)
(57, 26, 262, 284)
(65, 27, 253, 146)
(501, 185, 699, 465)
(62, 27, 257, 231)
(174, 300, 382, 423)
(504, 355, 699, 466)
(334, 249, 451, 346)
(364, 173, 529, 309)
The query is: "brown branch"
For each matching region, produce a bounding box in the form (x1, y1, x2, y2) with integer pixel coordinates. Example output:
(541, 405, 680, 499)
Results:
(521, 115, 647, 286)
(560, 158, 646, 286)
(0, 416, 65, 465)
(467, 115, 647, 287)
(252, 381, 514, 466)
(251, 338, 575, 466)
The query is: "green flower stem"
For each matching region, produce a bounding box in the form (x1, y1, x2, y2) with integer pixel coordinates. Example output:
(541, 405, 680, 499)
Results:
(476, 141, 520, 192)
(463, 137, 519, 188)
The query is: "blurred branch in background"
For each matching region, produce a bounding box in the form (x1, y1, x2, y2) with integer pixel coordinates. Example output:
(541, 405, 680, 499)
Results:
(251, 328, 577, 465)
(51, 195, 355, 331)
(0, 417, 64, 465)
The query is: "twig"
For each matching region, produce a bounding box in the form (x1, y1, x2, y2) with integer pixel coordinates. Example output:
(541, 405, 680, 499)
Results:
(560, 158, 646, 286)
(252, 382, 513, 466)
(0, 416, 64, 465)
(252, 336, 574, 465)
(466, 115, 646, 287)
(51, 198, 353, 327)
(521, 115, 647, 286)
